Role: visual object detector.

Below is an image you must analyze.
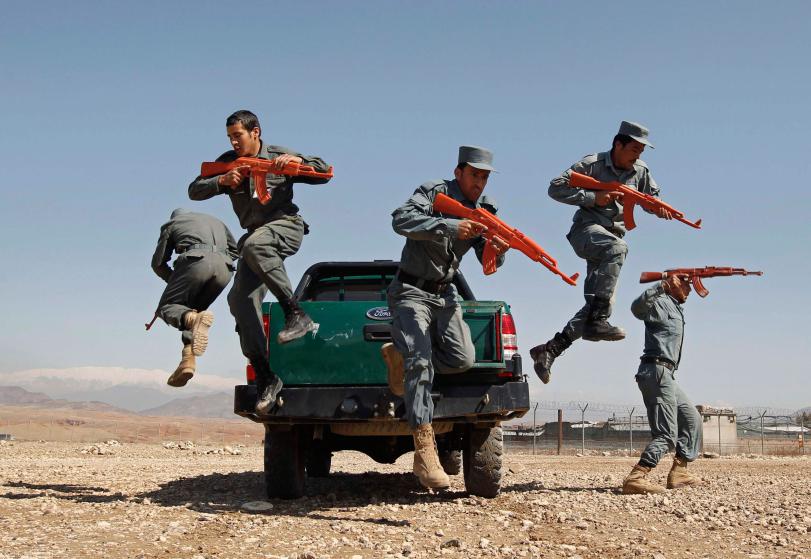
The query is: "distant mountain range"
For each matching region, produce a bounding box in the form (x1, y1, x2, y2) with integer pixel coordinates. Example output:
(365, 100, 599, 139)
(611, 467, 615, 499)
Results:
(0, 366, 239, 412)
(0, 385, 235, 419)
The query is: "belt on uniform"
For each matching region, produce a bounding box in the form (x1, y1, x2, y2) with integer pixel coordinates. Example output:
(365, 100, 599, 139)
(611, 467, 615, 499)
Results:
(396, 270, 451, 295)
(179, 243, 227, 255)
(640, 355, 675, 371)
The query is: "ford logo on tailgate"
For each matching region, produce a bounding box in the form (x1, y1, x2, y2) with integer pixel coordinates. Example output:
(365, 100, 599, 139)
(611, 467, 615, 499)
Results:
(366, 307, 392, 321)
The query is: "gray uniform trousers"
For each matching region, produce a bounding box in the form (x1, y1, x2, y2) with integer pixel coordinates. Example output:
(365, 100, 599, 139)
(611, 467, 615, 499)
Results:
(227, 216, 305, 368)
(158, 252, 233, 346)
(387, 280, 475, 429)
(562, 222, 628, 341)
(635, 362, 702, 467)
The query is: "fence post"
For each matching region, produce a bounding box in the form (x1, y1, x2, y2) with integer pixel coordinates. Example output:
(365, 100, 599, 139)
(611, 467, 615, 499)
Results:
(532, 403, 538, 456)
(628, 408, 635, 454)
(578, 402, 589, 455)
(759, 410, 767, 455)
(802, 416, 806, 456)
(557, 409, 563, 455)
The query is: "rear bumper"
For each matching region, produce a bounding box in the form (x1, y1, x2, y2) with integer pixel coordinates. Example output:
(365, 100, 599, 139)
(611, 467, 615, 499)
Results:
(234, 380, 530, 425)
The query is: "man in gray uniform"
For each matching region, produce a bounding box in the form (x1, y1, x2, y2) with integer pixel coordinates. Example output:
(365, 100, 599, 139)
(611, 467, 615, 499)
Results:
(189, 110, 332, 414)
(384, 146, 509, 490)
(530, 121, 673, 384)
(622, 274, 702, 494)
(152, 208, 237, 387)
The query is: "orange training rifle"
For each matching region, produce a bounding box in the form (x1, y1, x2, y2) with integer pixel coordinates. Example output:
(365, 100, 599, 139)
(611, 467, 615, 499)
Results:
(568, 171, 702, 231)
(200, 157, 334, 205)
(432, 193, 579, 286)
(639, 267, 763, 297)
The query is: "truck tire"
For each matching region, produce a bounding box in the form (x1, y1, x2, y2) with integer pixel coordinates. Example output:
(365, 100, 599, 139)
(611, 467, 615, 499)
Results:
(463, 425, 503, 498)
(306, 441, 332, 478)
(439, 449, 462, 476)
(265, 427, 306, 499)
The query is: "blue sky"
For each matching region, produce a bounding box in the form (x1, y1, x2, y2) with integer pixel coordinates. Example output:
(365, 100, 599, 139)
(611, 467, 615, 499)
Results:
(1, 1, 808, 409)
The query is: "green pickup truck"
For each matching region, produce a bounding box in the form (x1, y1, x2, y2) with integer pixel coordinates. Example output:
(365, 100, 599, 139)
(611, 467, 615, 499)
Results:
(234, 261, 530, 498)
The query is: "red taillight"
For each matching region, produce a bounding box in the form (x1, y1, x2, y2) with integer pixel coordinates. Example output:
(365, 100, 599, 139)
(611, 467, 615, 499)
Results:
(501, 313, 518, 361)
(246, 311, 271, 384)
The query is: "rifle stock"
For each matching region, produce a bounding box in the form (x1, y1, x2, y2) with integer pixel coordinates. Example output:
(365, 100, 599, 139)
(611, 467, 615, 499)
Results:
(200, 157, 334, 205)
(639, 267, 763, 297)
(568, 171, 701, 231)
(432, 193, 579, 286)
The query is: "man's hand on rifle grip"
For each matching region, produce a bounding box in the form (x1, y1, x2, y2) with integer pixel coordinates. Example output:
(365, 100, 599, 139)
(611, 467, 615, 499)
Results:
(595, 191, 623, 207)
(218, 166, 249, 189)
(457, 220, 487, 240)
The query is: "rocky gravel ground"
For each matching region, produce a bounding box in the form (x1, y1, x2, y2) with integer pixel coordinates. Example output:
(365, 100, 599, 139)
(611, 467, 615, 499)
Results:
(0, 440, 809, 559)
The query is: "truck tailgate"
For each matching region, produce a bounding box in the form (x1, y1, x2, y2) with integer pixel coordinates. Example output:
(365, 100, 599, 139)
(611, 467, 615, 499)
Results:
(268, 301, 505, 386)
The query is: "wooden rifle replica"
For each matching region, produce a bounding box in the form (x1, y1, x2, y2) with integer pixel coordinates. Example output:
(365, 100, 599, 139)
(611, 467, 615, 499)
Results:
(432, 193, 579, 286)
(639, 267, 763, 297)
(568, 171, 702, 231)
(200, 157, 334, 205)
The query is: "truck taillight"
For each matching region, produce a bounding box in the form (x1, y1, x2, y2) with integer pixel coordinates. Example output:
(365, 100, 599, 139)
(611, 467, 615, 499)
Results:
(246, 311, 272, 384)
(501, 313, 518, 361)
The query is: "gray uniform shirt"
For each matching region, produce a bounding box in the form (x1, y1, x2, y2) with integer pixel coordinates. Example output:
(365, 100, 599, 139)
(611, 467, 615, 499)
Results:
(631, 283, 685, 369)
(188, 143, 331, 231)
(548, 151, 660, 235)
(151, 211, 238, 282)
(392, 179, 505, 283)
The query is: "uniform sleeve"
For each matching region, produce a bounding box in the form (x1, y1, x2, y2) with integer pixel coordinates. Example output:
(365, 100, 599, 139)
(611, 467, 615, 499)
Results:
(225, 226, 239, 260)
(638, 167, 661, 215)
(392, 183, 462, 241)
(631, 283, 667, 321)
(151, 223, 174, 282)
(548, 158, 598, 208)
(188, 151, 232, 201)
(472, 199, 506, 268)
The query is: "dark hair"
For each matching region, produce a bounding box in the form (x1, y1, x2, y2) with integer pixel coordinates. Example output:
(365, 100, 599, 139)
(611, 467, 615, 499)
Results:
(612, 134, 634, 149)
(226, 110, 260, 134)
(455, 162, 468, 172)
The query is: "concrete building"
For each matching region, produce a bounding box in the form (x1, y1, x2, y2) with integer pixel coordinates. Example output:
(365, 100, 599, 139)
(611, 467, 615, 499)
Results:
(697, 405, 737, 455)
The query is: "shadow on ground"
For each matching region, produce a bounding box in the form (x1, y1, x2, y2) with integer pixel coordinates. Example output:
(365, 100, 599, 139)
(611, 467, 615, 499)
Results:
(138, 469, 471, 517)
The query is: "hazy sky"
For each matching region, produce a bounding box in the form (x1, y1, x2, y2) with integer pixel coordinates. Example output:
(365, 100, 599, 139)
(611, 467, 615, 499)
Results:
(1, 1, 808, 409)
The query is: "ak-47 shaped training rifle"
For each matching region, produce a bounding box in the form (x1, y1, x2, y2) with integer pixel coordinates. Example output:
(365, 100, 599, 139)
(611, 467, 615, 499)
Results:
(200, 157, 334, 205)
(567, 171, 702, 231)
(639, 267, 763, 297)
(432, 193, 579, 286)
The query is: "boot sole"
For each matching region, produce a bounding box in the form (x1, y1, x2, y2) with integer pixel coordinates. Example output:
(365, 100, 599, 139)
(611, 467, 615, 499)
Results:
(255, 377, 284, 415)
(191, 311, 214, 356)
(622, 486, 666, 495)
(381, 343, 405, 397)
(529, 345, 552, 384)
(277, 319, 317, 344)
(667, 480, 702, 489)
(167, 369, 194, 388)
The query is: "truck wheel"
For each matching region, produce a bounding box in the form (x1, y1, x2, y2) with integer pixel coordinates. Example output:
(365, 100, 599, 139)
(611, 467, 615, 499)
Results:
(265, 427, 306, 499)
(306, 441, 332, 478)
(439, 449, 462, 476)
(463, 426, 503, 498)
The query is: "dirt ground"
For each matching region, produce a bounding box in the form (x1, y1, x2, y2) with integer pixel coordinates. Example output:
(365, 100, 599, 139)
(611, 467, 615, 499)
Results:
(0, 441, 808, 559)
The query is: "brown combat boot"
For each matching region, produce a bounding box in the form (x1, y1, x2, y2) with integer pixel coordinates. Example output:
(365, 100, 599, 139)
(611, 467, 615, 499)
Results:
(412, 423, 450, 490)
(167, 345, 195, 387)
(622, 464, 666, 495)
(667, 456, 702, 489)
(184, 310, 214, 356)
(381, 343, 405, 397)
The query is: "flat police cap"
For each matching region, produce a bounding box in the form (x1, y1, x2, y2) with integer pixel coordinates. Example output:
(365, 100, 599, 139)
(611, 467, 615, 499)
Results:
(458, 145, 497, 172)
(618, 121, 654, 149)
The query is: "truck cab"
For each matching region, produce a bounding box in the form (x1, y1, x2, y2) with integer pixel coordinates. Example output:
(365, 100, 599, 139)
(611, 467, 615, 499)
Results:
(234, 260, 530, 498)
